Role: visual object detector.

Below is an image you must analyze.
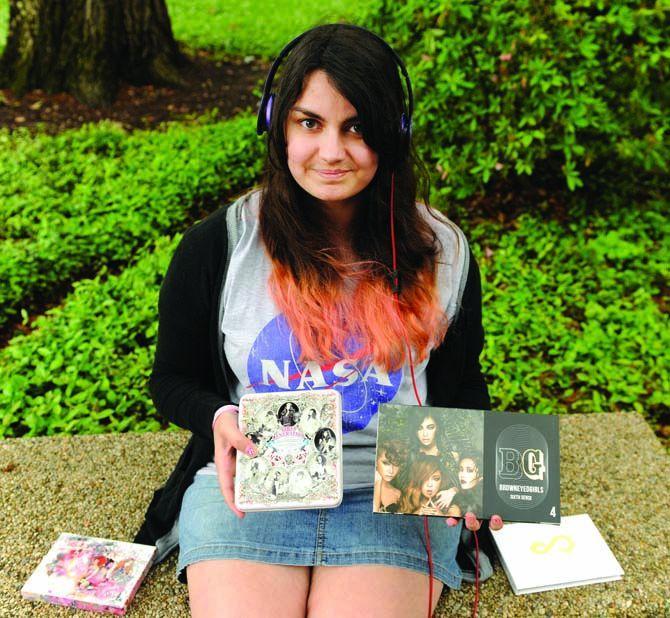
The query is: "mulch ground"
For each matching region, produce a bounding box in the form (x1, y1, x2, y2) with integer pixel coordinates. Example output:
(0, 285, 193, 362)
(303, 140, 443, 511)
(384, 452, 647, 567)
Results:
(0, 50, 269, 134)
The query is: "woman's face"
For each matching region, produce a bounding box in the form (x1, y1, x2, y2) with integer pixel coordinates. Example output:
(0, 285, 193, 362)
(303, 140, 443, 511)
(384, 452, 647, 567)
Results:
(458, 458, 479, 489)
(376, 451, 399, 482)
(285, 69, 378, 211)
(417, 417, 437, 448)
(421, 470, 442, 499)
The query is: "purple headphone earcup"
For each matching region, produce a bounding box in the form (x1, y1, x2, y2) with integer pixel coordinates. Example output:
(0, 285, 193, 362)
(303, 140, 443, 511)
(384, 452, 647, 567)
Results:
(400, 112, 411, 139)
(265, 94, 275, 132)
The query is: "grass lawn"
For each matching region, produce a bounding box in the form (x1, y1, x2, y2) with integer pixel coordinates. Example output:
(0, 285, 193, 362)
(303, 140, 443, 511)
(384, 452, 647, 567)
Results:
(0, 0, 374, 59)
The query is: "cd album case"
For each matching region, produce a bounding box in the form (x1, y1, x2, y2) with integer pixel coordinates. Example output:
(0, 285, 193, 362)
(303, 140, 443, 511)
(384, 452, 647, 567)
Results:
(21, 533, 156, 615)
(374, 405, 560, 523)
(490, 514, 623, 594)
(235, 389, 343, 511)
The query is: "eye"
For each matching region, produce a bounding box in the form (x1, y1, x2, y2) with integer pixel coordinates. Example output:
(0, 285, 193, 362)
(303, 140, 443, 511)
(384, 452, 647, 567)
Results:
(349, 122, 363, 134)
(299, 118, 319, 129)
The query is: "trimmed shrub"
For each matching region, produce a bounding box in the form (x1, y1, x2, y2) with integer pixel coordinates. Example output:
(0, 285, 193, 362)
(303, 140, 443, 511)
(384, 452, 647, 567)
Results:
(2, 198, 666, 437)
(360, 0, 668, 204)
(471, 198, 669, 426)
(0, 234, 180, 438)
(0, 115, 263, 331)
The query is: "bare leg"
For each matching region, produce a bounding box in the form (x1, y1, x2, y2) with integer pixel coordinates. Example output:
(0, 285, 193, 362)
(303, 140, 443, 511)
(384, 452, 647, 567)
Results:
(187, 560, 311, 618)
(307, 565, 444, 618)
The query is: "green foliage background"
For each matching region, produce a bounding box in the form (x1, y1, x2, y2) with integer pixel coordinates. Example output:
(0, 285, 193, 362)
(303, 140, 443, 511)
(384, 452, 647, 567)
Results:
(0, 0, 667, 441)
(360, 0, 669, 203)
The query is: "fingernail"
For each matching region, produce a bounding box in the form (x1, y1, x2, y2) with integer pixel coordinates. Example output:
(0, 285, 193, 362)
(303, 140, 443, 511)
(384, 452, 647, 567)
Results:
(446, 517, 458, 527)
(245, 445, 256, 457)
(491, 515, 503, 528)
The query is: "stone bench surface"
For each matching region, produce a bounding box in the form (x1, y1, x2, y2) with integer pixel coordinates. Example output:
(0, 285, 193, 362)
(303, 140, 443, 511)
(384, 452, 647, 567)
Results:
(1, 412, 668, 617)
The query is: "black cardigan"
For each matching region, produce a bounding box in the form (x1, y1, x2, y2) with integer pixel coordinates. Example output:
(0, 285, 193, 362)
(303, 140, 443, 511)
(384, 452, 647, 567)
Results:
(133, 201, 491, 565)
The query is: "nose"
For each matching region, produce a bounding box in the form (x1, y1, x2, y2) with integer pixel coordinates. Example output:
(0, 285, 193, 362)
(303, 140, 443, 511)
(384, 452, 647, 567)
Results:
(319, 127, 346, 163)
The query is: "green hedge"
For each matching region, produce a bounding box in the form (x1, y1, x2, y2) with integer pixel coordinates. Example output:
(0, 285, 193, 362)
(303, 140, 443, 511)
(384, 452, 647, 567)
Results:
(0, 115, 263, 331)
(0, 234, 180, 438)
(361, 0, 668, 204)
(0, 1, 6, 56)
(2, 197, 666, 438)
(472, 198, 669, 427)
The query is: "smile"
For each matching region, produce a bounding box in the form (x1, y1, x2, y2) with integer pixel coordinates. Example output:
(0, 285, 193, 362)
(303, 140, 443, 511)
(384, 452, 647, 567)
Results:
(316, 170, 349, 179)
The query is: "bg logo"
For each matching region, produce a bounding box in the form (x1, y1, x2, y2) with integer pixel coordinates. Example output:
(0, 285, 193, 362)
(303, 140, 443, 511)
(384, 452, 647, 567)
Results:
(497, 448, 546, 481)
(495, 423, 550, 510)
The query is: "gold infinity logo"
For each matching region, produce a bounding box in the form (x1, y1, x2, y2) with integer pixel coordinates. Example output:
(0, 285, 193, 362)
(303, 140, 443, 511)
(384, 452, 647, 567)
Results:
(530, 535, 575, 554)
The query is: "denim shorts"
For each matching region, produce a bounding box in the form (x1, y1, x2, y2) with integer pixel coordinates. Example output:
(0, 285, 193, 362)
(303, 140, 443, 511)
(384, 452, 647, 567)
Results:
(176, 473, 463, 589)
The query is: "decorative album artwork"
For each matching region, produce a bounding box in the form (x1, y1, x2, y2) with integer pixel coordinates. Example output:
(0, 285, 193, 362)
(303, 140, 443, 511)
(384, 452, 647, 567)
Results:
(374, 405, 560, 524)
(374, 405, 485, 518)
(235, 390, 343, 511)
(21, 533, 156, 615)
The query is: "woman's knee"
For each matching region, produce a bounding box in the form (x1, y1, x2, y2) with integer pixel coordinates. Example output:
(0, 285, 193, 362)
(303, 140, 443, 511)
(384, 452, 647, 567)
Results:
(187, 559, 310, 618)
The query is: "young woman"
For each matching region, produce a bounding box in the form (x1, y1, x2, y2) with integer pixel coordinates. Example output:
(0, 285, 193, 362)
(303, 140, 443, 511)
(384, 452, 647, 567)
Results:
(402, 409, 461, 511)
(409, 410, 459, 464)
(398, 454, 449, 516)
(134, 23, 501, 617)
(373, 438, 406, 513)
(449, 453, 484, 517)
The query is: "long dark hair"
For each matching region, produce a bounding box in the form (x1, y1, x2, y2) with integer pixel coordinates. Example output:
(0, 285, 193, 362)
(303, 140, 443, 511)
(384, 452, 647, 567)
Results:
(259, 24, 450, 370)
(409, 409, 447, 454)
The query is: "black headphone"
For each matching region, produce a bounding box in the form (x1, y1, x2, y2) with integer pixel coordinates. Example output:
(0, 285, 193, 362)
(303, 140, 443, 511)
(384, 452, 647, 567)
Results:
(256, 24, 414, 159)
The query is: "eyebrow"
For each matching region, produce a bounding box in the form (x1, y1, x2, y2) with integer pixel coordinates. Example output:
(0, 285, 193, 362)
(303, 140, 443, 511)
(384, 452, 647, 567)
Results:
(291, 106, 359, 124)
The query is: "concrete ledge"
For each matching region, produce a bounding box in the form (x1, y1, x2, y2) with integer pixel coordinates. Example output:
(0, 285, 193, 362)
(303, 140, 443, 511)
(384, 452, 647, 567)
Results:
(1, 412, 668, 617)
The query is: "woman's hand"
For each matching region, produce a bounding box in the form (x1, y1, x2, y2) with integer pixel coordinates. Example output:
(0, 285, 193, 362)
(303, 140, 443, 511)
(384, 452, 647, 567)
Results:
(213, 409, 258, 519)
(418, 505, 443, 516)
(434, 487, 458, 510)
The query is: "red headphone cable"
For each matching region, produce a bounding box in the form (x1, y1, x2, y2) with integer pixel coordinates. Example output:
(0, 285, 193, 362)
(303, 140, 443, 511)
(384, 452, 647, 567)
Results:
(390, 172, 434, 616)
(389, 172, 480, 618)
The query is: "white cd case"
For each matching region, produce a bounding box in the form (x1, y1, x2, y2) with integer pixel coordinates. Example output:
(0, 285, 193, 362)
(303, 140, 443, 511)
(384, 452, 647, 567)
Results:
(234, 390, 343, 511)
(490, 513, 624, 594)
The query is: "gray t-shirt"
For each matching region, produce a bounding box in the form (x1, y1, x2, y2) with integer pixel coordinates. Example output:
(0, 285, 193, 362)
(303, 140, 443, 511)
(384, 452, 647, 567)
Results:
(197, 189, 468, 488)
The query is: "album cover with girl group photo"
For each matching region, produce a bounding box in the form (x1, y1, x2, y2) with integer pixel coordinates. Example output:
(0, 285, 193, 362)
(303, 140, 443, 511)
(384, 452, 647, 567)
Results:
(21, 533, 156, 615)
(374, 405, 560, 524)
(235, 390, 343, 511)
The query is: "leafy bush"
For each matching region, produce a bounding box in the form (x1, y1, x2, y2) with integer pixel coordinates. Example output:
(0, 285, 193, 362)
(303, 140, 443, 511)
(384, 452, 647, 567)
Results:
(0, 115, 263, 331)
(360, 0, 668, 204)
(0, 1, 6, 56)
(470, 198, 669, 428)
(0, 234, 181, 438)
(3, 195, 666, 438)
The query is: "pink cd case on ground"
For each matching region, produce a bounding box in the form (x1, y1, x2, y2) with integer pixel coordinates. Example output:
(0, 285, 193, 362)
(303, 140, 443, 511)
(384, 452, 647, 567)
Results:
(235, 390, 343, 511)
(21, 533, 156, 615)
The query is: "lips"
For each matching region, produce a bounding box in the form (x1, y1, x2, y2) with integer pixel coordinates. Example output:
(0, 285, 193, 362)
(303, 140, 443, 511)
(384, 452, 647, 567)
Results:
(316, 169, 349, 179)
